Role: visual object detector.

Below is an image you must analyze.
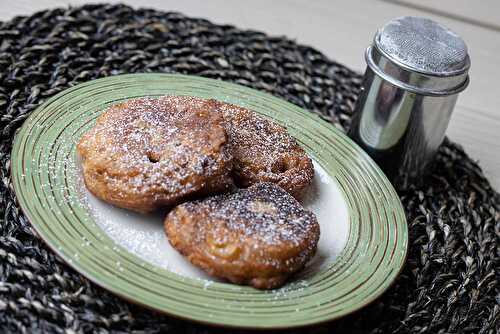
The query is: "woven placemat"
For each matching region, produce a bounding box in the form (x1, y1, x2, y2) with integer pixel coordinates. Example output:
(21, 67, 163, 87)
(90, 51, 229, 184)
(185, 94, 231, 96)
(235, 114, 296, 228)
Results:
(0, 4, 498, 333)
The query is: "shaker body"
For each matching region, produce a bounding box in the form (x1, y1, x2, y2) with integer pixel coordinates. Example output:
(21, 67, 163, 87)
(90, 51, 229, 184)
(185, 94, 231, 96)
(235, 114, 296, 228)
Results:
(349, 66, 458, 188)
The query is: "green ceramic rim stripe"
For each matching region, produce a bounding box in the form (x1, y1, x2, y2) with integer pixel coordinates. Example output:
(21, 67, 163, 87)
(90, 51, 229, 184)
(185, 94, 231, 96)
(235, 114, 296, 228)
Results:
(11, 73, 408, 329)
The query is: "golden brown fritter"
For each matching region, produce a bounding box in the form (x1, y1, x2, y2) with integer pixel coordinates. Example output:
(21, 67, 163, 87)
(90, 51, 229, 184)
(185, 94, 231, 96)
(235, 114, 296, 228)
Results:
(214, 101, 314, 198)
(77, 96, 233, 213)
(164, 182, 320, 289)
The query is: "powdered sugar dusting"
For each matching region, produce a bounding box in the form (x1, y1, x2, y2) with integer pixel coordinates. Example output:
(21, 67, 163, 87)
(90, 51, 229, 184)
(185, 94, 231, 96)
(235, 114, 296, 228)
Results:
(218, 101, 298, 154)
(77, 96, 232, 211)
(214, 100, 314, 195)
(174, 182, 318, 248)
(78, 159, 349, 287)
(70, 95, 349, 294)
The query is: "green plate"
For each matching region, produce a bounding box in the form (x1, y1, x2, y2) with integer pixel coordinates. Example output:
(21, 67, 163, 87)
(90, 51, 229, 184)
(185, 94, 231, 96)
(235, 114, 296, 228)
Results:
(11, 74, 407, 329)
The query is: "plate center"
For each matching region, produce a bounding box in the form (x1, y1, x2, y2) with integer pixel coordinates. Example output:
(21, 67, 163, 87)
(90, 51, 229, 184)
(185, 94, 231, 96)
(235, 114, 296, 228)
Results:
(79, 160, 349, 282)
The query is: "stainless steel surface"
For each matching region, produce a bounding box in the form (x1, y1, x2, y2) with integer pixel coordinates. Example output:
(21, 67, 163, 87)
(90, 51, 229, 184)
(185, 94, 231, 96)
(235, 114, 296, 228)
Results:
(349, 16, 470, 188)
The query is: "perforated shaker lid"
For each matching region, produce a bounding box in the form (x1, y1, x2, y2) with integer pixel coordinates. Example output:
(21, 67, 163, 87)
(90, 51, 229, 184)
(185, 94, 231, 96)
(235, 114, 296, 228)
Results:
(366, 16, 470, 95)
(375, 16, 470, 76)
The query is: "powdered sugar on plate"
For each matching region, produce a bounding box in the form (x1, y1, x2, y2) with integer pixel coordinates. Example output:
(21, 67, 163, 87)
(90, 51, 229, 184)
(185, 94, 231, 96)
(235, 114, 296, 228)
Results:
(77, 159, 350, 284)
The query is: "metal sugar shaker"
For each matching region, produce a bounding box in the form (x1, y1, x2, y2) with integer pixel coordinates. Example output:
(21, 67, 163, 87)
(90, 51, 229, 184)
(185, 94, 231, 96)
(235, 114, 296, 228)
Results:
(348, 16, 470, 189)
